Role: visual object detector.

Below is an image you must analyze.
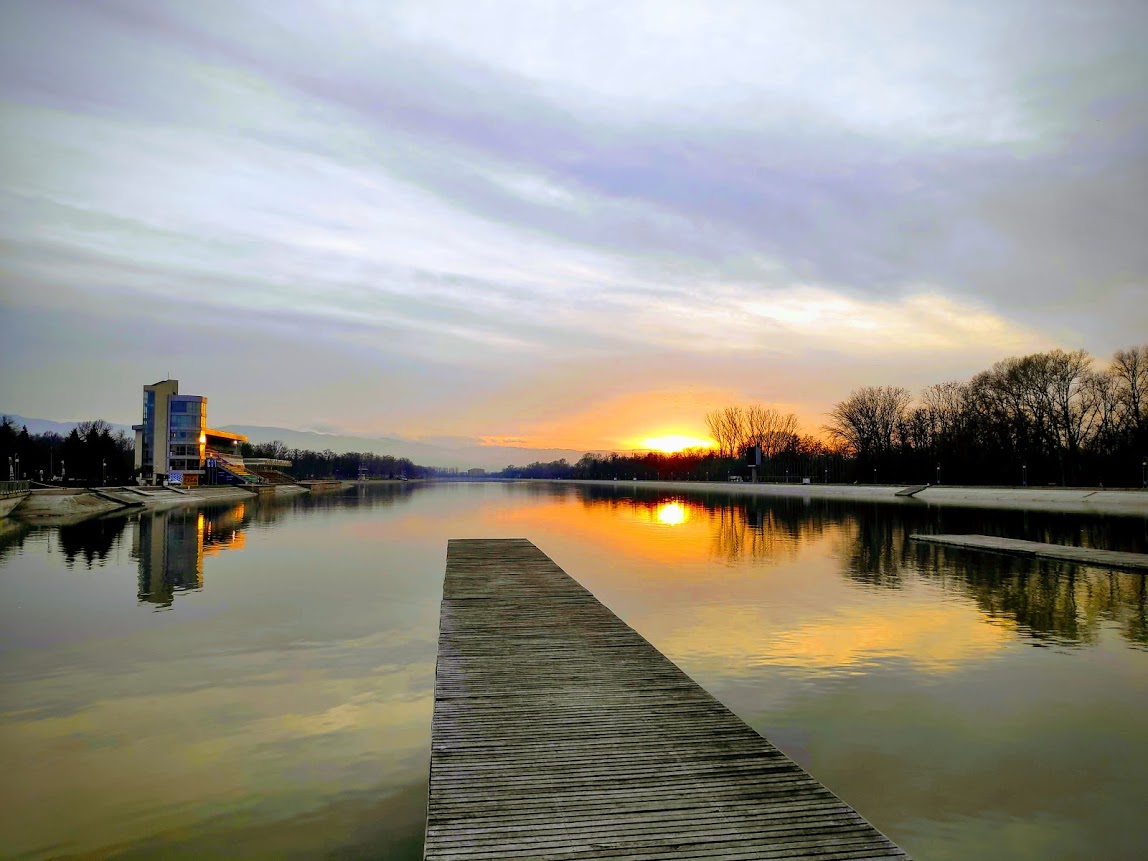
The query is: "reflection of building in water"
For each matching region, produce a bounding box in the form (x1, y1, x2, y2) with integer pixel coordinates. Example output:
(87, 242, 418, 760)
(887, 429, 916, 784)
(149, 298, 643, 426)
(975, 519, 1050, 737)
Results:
(134, 504, 248, 607)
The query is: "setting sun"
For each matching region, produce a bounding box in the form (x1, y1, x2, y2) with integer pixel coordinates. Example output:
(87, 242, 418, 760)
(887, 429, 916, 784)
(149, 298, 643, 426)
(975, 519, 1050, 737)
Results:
(640, 435, 715, 454)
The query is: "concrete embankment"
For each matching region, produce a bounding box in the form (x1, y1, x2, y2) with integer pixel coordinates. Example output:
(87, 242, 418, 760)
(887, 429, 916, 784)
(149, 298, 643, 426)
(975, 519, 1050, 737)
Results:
(561, 479, 1148, 516)
(12, 484, 308, 525)
(0, 495, 28, 519)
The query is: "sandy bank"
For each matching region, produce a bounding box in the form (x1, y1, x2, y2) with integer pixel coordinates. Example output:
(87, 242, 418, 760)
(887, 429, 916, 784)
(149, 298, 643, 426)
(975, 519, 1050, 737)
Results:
(560, 480, 1148, 517)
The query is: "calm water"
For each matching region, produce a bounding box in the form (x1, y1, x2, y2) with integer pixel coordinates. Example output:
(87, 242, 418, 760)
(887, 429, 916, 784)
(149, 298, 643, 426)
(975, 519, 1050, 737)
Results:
(1, 482, 1146, 860)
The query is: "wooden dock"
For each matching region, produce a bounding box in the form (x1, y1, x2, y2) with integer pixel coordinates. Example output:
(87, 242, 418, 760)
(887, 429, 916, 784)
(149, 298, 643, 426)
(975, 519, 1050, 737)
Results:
(424, 538, 909, 860)
(910, 534, 1148, 572)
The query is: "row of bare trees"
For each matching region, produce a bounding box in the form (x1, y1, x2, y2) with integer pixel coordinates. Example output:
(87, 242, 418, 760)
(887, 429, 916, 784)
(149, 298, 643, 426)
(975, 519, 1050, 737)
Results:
(822, 346, 1148, 486)
(704, 405, 802, 459)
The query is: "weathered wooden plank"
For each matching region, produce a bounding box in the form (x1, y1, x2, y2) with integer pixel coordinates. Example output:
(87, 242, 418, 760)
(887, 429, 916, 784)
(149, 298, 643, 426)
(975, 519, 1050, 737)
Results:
(424, 538, 909, 860)
(910, 533, 1148, 572)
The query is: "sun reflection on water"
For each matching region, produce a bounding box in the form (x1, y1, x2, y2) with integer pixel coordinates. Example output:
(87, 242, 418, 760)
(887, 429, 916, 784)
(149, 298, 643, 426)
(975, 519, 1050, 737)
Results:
(655, 501, 687, 526)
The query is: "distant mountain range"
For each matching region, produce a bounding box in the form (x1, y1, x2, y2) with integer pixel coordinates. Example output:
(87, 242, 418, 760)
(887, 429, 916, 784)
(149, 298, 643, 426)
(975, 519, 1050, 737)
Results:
(216, 424, 589, 470)
(1, 414, 135, 438)
(1, 414, 589, 470)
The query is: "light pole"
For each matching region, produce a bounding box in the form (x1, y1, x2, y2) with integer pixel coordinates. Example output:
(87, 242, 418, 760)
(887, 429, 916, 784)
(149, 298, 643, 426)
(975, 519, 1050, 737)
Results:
(61, 460, 65, 485)
(1022, 463, 1027, 487)
(936, 463, 941, 485)
(824, 468, 828, 484)
(14, 454, 19, 481)
(1142, 458, 1147, 489)
(102, 459, 107, 486)
(873, 467, 877, 485)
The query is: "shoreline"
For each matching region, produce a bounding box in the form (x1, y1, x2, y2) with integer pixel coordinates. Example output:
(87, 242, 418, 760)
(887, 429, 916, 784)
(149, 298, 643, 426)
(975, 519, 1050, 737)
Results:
(9, 484, 309, 525)
(553, 479, 1148, 517)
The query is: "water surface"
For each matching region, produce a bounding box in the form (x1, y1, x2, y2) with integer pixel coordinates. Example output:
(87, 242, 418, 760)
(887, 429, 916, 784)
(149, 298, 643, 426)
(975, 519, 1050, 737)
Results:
(1, 482, 1145, 860)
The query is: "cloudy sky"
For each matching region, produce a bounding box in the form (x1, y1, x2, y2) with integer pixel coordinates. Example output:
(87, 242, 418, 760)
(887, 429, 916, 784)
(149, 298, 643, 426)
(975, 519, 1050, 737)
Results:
(2, 0, 1145, 451)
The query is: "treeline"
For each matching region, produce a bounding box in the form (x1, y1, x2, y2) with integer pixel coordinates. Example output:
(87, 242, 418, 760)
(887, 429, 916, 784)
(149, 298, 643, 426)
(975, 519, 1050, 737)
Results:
(499, 442, 851, 484)
(497, 344, 1148, 487)
(1, 418, 134, 485)
(824, 345, 1148, 487)
(240, 440, 434, 479)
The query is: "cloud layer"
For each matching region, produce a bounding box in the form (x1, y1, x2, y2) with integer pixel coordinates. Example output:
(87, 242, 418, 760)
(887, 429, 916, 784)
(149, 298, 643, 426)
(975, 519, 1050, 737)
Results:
(2, 1, 1145, 448)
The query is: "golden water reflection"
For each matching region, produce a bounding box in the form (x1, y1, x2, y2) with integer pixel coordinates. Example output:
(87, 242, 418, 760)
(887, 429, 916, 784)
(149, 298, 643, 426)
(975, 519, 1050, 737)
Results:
(1, 482, 1146, 861)
(558, 488, 1148, 654)
(655, 501, 687, 525)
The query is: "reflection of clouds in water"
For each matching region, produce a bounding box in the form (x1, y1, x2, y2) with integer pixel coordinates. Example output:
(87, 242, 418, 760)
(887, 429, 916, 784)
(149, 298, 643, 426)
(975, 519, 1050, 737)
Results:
(1, 634, 434, 857)
(664, 600, 1015, 675)
(6, 482, 1147, 860)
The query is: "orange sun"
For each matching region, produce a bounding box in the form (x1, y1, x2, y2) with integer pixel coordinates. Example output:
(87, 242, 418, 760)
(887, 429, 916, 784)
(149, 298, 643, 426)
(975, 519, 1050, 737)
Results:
(639, 435, 715, 454)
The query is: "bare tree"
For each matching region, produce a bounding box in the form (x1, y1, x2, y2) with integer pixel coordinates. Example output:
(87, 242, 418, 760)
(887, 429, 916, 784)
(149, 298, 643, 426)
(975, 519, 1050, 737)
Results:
(704, 410, 727, 457)
(920, 381, 967, 447)
(1045, 349, 1096, 461)
(824, 386, 911, 456)
(1111, 345, 1148, 434)
(744, 405, 799, 458)
(705, 406, 748, 458)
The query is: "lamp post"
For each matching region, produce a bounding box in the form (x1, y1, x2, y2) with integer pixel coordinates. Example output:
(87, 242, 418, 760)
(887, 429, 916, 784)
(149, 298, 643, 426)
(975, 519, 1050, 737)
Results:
(1022, 463, 1027, 487)
(61, 460, 65, 485)
(824, 468, 828, 484)
(102, 459, 107, 486)
(1142, 458, 1147, 489)
(14, 454, 19, 481)
(873, 467, 877, 485)
(936, 463, 941, 485)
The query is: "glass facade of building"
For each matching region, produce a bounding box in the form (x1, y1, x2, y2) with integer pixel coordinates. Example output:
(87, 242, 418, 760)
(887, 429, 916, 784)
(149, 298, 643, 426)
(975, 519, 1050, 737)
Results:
(138, 383, 207, 481)
(168, 396, 206, 475)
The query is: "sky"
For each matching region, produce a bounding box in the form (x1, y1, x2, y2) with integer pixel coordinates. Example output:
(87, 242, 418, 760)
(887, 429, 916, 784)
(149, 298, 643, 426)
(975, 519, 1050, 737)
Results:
(1, 0, 1146, 453)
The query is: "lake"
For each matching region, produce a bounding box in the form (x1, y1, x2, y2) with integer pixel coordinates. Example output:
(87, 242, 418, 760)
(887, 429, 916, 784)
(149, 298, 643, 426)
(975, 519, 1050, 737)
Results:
(1, 481, 1145, 860)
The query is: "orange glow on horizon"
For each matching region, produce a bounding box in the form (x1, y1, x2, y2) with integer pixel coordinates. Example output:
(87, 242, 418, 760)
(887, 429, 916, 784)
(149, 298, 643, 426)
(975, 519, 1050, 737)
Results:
(639, 434, 715, 453)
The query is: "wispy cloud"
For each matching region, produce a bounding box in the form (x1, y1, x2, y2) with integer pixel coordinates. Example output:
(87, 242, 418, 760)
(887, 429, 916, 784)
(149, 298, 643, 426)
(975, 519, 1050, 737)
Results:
(1, 0, 1144, 444)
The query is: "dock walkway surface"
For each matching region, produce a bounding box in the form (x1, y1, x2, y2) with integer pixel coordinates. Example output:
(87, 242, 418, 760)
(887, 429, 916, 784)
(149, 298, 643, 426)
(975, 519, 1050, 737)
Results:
(425, 538, 909, 860)
(910, 534, 1148, 572)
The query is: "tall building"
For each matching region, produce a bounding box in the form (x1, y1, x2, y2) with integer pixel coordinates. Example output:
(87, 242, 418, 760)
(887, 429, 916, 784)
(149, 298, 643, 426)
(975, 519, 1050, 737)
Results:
(133, 380, 207, 484)
(132, 379, 253, 486)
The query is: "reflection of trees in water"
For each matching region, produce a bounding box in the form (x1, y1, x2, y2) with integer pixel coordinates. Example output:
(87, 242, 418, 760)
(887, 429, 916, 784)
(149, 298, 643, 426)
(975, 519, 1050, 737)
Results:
(506, 481, 581, 501)
(711, 499, 829, 565)
(57, 516, 130, 569)
(839, 508, 908, 588)
(574, 485, 1148, 649)
(0, 521, 32, 566)
(577, 486, 843, 565)
(912, 544, 1148, 648)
